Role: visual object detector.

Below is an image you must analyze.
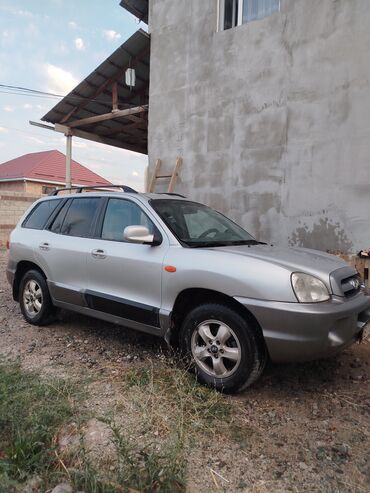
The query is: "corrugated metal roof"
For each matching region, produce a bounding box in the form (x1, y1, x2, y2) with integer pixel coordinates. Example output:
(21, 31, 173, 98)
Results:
(0, 150, 111, 186)
(42, 29, 150, 155)
(120, 0, 148, 24)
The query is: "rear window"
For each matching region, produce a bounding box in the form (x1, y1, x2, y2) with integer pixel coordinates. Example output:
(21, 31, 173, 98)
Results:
(60, 198, 100, 237)
(23, 199, 61, 230)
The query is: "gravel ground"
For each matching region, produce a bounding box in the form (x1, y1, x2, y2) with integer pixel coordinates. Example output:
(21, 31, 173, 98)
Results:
(0, 250, 369, 492)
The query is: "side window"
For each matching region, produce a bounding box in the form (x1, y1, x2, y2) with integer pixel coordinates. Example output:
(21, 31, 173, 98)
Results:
(60, 198, 100, 237)
(49, 200, 70, 233)
(101, 199, 154, 242)
(23, 199, 61, 230)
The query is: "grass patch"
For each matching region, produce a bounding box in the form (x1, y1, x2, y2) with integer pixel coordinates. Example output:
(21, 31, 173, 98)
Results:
(0, 358, 237, 492)
(0, 358, 77, 492)
(122, 362, 231, 433)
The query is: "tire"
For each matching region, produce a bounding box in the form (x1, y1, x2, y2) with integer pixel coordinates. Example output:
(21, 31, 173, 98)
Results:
(19, 270, 55, 326)
(180, 303, 267, 393)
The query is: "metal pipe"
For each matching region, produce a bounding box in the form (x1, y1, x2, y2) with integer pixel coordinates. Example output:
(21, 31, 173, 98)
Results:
(65, 134, 72, 188)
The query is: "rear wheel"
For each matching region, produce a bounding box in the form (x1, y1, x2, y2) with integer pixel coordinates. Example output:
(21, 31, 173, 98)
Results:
(180, 303, 266, 393)
(19, 270, 55, 325)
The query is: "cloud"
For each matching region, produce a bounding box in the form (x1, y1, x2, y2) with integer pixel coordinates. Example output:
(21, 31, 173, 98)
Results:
(15, 9, 33, 17)
(73, 141, 88, 149)
(0, 126, 8, 134)
(3, 105, 14, 112)
(56, 42, 69, 54)
(74, 37, 85, 51)
(45, 64, 79, 95)
(27, 136, 46, 145)
(103, 30, 121, 41)
(68, 21, 77, 29)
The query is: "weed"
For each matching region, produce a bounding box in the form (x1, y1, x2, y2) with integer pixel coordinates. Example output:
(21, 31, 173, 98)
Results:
(125, 367, 151, 387)
(104, 417, 185, 492)
(0, 358, 76, 490)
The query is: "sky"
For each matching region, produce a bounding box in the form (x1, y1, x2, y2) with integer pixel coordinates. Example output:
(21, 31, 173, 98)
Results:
(0, 0, 148, 190)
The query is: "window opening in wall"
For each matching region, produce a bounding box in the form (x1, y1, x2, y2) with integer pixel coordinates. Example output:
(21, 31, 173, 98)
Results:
(42, 185, 57, 195)
(224, 0, 239, 30)
(220, 0, 280, 30)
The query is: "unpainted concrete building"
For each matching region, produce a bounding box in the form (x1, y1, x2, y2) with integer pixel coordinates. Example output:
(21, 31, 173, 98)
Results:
(44, 0, 370, 254)
(145, 0, 370, 253)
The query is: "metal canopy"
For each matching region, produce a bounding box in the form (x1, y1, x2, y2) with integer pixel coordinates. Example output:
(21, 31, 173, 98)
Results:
(120, 0, 148, 24)
(42, 29, 150, 155)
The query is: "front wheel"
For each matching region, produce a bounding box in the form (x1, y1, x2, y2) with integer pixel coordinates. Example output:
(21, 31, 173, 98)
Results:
(19, 270, 55, 325)
(180, 303, 266, 393)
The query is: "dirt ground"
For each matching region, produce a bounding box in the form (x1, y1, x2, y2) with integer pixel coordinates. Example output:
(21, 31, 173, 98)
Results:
(0, 250, 369, 493)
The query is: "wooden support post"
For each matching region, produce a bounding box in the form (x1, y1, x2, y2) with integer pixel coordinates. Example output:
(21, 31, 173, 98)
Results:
(112, 82, 118, 112)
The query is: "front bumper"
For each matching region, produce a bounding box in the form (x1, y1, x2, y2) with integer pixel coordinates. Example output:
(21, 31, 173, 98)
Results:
(235, 293, 370, 363)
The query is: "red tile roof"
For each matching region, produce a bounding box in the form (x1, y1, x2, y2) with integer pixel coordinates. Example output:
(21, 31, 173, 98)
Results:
(0, 150, 111, 186)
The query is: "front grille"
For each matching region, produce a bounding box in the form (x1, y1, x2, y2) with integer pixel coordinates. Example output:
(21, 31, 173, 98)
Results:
(341, 274, 363, 298)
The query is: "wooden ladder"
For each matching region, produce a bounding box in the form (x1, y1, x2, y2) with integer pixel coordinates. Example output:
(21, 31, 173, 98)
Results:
(148, 158, 182, 193)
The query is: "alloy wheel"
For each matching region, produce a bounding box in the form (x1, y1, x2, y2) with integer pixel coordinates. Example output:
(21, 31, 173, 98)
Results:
(191, 319, 242, 378)
(23, 280, 43, 318)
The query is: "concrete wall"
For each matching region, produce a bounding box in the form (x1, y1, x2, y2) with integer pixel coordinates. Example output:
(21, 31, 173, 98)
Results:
(0, 191, 40, 246)
(148, 0, 370, 253)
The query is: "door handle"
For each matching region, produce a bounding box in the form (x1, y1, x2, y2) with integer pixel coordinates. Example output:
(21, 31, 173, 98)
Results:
(39, 242, 50, 251)
(91, 249, 107, 259)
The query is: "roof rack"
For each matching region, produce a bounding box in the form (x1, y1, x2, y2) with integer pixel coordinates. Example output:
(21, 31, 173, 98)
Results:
(50, 185, 138, 196)
(156, 192, 187, 198)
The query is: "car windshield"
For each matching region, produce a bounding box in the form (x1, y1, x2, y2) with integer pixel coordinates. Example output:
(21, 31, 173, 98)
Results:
(150, 199, 258, 248)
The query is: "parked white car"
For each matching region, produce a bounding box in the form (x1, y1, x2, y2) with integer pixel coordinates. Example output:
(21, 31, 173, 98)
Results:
(7, 187, 370, 393)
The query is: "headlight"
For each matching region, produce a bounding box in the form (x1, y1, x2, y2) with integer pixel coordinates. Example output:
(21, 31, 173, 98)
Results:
(291, 272, 330, 303)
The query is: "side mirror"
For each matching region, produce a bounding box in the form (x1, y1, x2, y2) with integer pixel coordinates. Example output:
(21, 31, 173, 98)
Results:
(123, 225, 157, 245)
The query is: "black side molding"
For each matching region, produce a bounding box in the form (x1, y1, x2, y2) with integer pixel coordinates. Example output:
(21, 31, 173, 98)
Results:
(84, 290, 160, 327)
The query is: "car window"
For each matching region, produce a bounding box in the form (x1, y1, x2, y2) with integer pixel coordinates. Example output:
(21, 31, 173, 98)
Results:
(60, 198, 100, 237)
(101, 198, 154, 242)
(49, 200, 70, 234)
(151, 199, 257, 248)
(23, 199, 61, 230)
(183, 208, 229, 239)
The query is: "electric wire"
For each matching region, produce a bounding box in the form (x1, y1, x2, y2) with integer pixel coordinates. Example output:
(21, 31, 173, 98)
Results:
(0, 83, 134, 105)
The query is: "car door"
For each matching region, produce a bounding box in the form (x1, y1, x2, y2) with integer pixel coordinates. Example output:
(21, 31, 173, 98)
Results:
(86, 197, 168, 330)
(35, 196, 103, 306)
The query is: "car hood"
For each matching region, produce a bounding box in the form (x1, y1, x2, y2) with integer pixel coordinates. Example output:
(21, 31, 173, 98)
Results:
(211, 244, 349, 276)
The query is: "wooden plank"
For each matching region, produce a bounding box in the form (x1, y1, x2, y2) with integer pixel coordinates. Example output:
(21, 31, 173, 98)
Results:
(55, 124, 147, 154)
(168, 157, 182, 193)
(148, 159, 161, 192)
(68, 105, 148, 128)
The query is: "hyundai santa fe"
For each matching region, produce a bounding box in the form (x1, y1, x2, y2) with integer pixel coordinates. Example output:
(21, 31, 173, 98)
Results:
(6, 186, 370, 393)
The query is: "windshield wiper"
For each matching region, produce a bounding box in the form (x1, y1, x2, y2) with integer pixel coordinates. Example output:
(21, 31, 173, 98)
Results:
(188, 239, 260, 248)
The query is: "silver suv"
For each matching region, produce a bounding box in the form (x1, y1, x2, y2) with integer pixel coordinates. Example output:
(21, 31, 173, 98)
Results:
(6, 187, 370, 393)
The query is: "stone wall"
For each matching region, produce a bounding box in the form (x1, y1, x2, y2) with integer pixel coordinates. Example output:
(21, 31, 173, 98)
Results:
(148, 0, 370, 253)
(0, 191, 40, 246)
